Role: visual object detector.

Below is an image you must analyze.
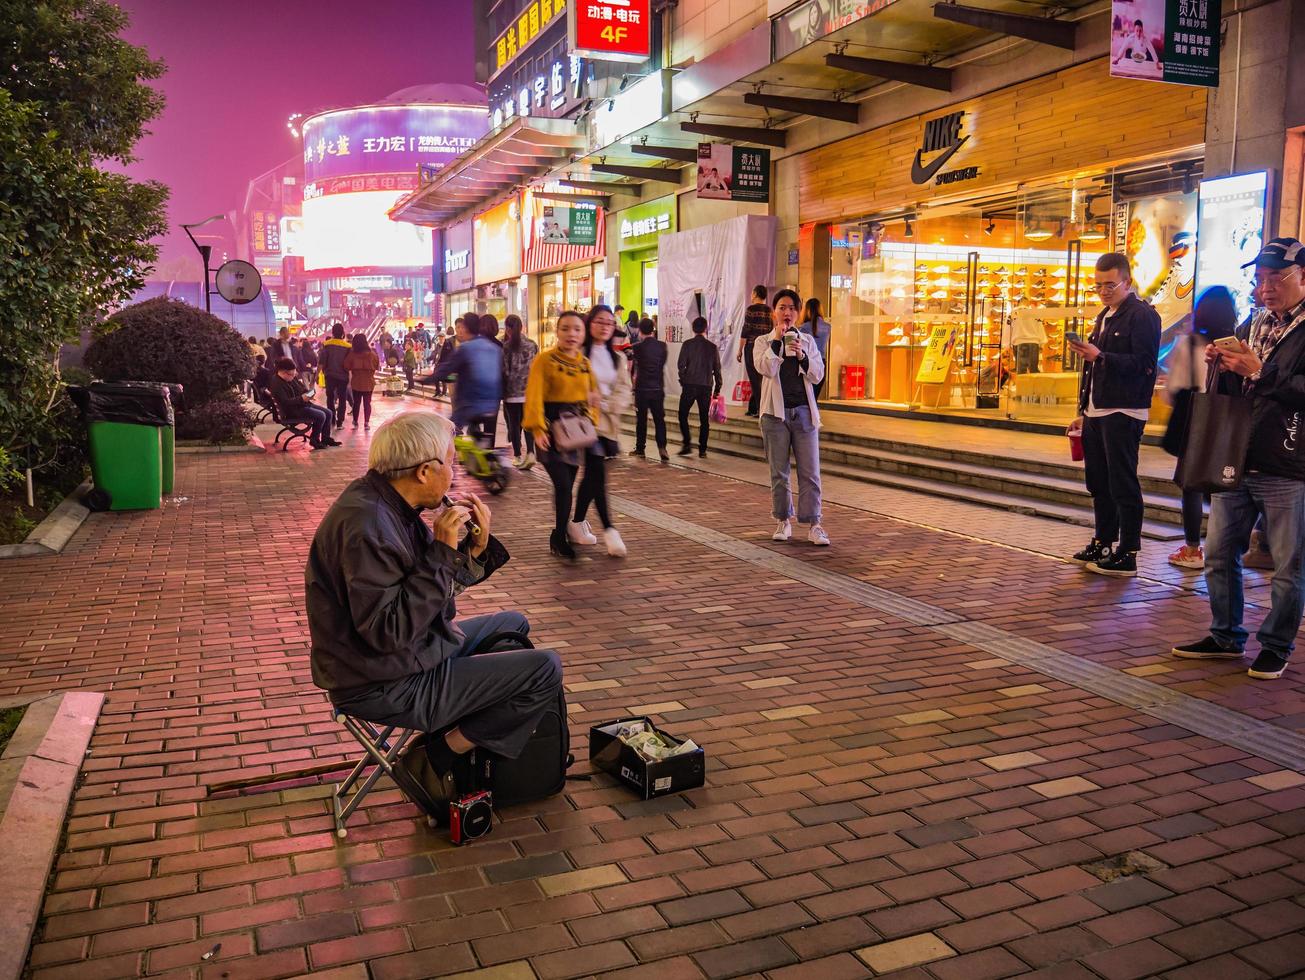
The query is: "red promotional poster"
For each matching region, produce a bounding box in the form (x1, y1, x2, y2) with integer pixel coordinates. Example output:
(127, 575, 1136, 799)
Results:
(569, 0, 652, 63)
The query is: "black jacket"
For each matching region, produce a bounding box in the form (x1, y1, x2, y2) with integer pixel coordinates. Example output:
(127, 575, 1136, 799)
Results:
(270, 374, 312, 418)
(678, 335, 722, 393)
(1077, 293, 1161, 413)
(630, 337, 668, 393)
(307, 471, 509, 694)
(1217, 303, 1305, 481)
(320, 338, 351, 381)
(268, 338, 295, 366)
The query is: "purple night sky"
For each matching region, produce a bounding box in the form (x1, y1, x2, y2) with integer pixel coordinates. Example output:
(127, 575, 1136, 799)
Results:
(114, 0, 476, 274)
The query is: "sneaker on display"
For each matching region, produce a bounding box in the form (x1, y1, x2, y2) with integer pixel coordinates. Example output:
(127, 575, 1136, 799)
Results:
(808, 524, 830, 547)
(1086, 550, 1137, 577)
(1248, 650, 1289, 680)
(567, 520, 598, 545)
(772, 520, 792, 542)
(1171, 636, 1243, 659)
(604, 527, 627, 558)
(1071, 539, 1111, 566)
(1167, 545, 1205, 570)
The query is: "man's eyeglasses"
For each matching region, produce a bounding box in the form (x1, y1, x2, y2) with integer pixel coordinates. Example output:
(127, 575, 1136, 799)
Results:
(389, 456, 443, 476)
(1092, 281, 1124, 294)
(1254, 268, 1301, 289)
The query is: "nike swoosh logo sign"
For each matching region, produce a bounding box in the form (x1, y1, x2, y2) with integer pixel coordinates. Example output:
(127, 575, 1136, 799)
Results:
(910, 134, 970, 185)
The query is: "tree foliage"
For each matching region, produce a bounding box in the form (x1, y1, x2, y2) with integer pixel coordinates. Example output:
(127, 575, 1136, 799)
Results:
(0, 0, 167, 488)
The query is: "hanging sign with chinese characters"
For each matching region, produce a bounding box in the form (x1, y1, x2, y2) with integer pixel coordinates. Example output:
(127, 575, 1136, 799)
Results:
(1109, 0, 1221, 88)
(491, 54, 588, 130)
(695, 143, 771, 203)
(569, 0, 652, 63)
(536, 204, 599, 246)
(492, 0, 568, 78)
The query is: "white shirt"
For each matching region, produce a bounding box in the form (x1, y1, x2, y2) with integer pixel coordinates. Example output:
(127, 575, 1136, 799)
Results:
(589, 344, 618, 396)
(1086, 306, 1149, 421)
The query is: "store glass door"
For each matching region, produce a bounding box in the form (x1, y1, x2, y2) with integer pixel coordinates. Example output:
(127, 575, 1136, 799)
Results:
(828, 219, 917, 405)
(641, 260, 659, 319)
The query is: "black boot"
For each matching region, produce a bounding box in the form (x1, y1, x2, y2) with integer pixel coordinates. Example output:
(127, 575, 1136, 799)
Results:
(549, 530, 577, 560)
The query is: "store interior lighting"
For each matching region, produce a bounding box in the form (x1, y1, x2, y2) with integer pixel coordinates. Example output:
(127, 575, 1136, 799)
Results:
(902, 215, 914, 238)
(1024, 219, 1054, 242)
(1078, 220, 1108, 242)
(983, 217, 996, 236)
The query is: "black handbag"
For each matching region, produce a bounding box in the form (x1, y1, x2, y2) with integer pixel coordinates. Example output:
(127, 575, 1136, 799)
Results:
(1162, 337, 1201, 457)
(1174, 365, 1252, 493)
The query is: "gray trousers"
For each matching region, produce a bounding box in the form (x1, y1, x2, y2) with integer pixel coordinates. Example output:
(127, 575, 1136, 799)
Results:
(761, 406, 822, 525)
(331, 611, 562, 759)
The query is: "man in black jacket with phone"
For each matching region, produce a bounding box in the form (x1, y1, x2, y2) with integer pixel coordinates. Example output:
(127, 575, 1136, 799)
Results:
(1067, 252, 1161, 578)
(1173, 238, 1305, 679)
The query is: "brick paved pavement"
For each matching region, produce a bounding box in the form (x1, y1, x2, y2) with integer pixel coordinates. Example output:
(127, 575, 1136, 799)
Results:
(2, 396, 1304, 979)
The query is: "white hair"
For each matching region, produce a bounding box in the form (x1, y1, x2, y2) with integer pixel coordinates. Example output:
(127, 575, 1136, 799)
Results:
(368, 411, 454, 475)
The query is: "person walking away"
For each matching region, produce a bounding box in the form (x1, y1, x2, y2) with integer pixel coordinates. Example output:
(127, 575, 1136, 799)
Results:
(403, 341, 418, 390)
(481, 313, 503, 347)
(678, 316, 722, 458)
(630, 317, 669, 461)
(800, 298, 832, 399)
(523, 311, 602, 560)
(343, 333, 380, 430)
(571, 306, 630, 556)
(269, 357, 338, 450)
(301, 337, 319, 384)
(755, 289, 830, 546)
(431, 319, 460, 398)
(625, 310, 642, 346)
(741, 285, 772, 417)
(1165, 286, 1237, 569)
(1066, 253, 1161, 578)
(1172, 238, 1305, 679)
(433, 312, 502, 446)
(502, 314, 539, 469)
(1009, 310, 1047, 374)
(319, 322, 353, 430)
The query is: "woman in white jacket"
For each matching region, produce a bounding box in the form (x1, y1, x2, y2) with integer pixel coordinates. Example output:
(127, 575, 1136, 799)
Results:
(754, 288, 829, 546)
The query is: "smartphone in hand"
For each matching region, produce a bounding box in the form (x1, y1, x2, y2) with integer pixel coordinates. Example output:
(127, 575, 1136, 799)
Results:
(1065, 331, 1084, 345)
(1212, 335, 1246, 355)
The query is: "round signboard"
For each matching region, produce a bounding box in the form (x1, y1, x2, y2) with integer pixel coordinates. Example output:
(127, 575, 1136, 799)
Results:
(214, 260, 262, 305)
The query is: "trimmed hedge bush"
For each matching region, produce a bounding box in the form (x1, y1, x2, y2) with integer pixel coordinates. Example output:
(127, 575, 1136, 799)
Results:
(86, 297, 256, 443)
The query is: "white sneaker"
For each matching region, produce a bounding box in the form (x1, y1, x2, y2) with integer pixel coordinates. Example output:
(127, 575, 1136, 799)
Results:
(772, 520, 792, 542)
(511, 455, 523, 468)
(604, 527, 626, 557)
(520, 452, 535, 471)
(568, 520, 597, 545)
(808, 524, 830, 547)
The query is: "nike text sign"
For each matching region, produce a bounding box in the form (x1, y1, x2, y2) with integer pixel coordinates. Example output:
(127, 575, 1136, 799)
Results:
(569, 0, 652, 63)
(910, 110, 978, 186)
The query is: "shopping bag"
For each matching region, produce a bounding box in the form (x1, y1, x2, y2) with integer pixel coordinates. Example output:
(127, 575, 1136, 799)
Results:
(732, 379, 751, 402)
(317, 369, 326, 388)
(1174, 368, 1251, 493)
(709, 394, 728, 424)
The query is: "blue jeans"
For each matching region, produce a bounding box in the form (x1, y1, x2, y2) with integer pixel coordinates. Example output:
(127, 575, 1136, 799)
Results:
(1206, 474, 1305, 658)
(761, 406, 822, 524)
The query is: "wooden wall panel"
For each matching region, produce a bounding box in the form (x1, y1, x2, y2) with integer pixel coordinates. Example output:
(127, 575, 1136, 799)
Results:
(798, 59, 1207, 224)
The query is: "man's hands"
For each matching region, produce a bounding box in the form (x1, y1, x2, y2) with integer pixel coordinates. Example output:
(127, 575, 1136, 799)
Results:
(1068, 338, 1101, 362)
(1067, 416, 1083, 436)
(1206, 341, 1261, 378)
(435, 493, 491, 557)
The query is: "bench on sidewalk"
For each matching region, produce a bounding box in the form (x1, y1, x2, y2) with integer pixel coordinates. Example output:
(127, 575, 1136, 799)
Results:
(259, 391, 314, 451)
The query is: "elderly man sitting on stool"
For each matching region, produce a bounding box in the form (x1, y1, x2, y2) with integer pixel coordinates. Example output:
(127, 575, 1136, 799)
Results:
(306, 410, 562, 805)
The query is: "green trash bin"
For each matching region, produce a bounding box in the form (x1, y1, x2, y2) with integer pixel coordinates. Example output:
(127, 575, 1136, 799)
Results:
(71, 382, 174, 511)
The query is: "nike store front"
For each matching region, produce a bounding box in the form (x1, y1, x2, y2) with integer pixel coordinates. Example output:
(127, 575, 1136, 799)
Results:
(796, 60, 1208, 430)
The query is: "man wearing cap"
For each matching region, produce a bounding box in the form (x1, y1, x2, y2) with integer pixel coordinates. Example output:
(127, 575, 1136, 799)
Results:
(1173, 238, 1305, 679)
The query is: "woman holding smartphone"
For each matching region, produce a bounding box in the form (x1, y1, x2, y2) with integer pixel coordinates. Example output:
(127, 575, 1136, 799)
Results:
(523, 311, 602, 560)
(754, 288, 829, 546)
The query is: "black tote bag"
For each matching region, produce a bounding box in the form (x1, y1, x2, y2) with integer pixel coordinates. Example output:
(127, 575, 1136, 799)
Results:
(1161, 336, 1200, 457)
(1174, 365, 1252, 493)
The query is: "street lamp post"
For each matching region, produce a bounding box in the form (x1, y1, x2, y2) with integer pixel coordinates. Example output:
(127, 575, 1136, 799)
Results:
(181, 214, 225, 312)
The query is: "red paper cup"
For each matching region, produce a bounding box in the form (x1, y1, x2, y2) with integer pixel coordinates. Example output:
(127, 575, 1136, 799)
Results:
(1068, 431, 1084, 462)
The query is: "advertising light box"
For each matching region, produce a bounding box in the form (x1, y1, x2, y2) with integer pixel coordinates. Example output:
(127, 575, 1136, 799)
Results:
(1196, 171, 1269, 323)
(302, 105, 486, 184)
(300, 191, 434, 272)
(569, 0, 651, 63)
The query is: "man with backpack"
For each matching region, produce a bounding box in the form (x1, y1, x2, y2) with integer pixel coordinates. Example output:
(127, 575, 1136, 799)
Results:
(306, 411, 563, 812)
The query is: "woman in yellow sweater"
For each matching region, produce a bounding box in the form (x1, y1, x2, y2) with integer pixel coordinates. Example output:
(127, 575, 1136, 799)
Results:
(524, 310, 601, 559)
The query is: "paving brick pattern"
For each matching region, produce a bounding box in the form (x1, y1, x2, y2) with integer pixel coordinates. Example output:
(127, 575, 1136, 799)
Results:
(2, 397, 1304, 979)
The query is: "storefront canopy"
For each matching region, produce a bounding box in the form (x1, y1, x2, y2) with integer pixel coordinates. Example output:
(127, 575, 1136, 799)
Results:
(389, 117, 587, 229)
